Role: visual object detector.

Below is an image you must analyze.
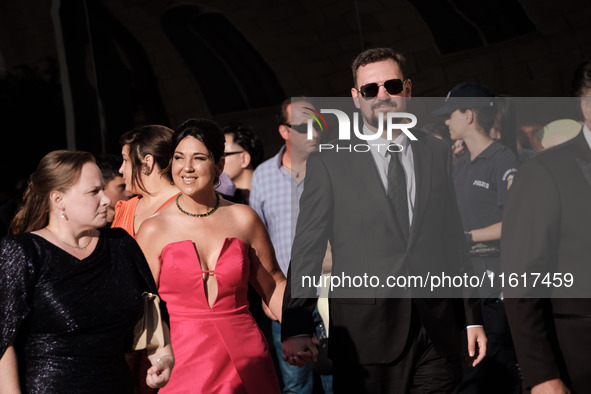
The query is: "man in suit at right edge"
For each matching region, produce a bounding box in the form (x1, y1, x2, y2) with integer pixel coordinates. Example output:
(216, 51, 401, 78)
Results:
(501, 59, 591, 393)
(281, 47, 487, 393)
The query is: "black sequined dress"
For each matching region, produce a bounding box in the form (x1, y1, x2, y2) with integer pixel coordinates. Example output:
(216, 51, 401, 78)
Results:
(0, 228, 157, 394)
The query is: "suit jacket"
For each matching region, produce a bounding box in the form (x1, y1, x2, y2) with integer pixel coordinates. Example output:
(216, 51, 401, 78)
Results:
(282, 132, 482, 365)
(501, 131, 591, 391)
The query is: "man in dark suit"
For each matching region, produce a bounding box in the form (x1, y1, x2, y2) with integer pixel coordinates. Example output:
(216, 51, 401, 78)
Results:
(281, 48, 486, 393)
(501, 60, 591, 393)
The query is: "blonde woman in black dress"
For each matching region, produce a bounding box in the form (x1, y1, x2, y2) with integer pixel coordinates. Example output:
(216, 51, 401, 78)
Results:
(0, 151, 173, 393)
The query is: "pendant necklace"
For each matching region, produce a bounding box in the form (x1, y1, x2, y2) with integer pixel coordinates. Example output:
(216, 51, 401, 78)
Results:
(176, 194, 220, 218)
(283, 163, 302, 179)
(46, 228, 95, 250)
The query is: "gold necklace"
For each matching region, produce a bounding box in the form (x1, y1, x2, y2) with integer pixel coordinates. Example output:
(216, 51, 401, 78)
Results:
(176, 194, 220, 218)
(46, 228, 95, 250)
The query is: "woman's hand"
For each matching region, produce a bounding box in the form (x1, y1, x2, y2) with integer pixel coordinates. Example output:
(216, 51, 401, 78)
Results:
(146, 325, 174, 389)
(146, 354, 174, 389)
(452, 139, 465, 156)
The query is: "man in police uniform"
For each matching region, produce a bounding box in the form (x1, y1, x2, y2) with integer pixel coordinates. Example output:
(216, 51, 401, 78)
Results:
(434, 82, 520, 393)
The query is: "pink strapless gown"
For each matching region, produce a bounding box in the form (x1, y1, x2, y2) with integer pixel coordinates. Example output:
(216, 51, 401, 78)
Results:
(158, 238, 280, 394)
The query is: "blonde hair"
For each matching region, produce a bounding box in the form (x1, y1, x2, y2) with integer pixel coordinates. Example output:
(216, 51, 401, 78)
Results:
(9, 150, 95, 234)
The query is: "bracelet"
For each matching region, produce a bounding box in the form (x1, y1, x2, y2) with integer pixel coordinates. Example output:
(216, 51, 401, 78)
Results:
(157, 355, 174, 363)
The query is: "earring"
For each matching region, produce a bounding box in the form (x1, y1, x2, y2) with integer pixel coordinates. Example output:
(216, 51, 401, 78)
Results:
(142, 166, 151, 175)
(61, 209, 67, 220)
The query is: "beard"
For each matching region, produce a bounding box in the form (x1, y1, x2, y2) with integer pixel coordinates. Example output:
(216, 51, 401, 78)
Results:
(362, 99, 402, 129)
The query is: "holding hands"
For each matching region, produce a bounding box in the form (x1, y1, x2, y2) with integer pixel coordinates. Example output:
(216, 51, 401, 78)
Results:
(282, 335, 319, 368)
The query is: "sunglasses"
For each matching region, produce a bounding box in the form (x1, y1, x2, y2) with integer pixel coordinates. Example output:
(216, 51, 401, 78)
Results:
(281, 123, 309, 134)
(357, 79, 406, 98)
(223, 151, 244, 157)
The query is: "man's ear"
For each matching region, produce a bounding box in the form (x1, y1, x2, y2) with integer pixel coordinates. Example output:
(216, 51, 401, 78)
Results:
(351, 87, 361, 109)
(404, 79, 412, 98)
(279, 125, 290, 141)
(241, 151, 252, 169)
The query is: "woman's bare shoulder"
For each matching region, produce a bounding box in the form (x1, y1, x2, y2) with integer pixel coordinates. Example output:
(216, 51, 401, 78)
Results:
(136, 207, 178, 239)
(222, 201, 260, 224)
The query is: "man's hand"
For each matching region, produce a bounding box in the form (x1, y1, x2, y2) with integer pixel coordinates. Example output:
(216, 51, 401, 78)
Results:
(282, 335, 319, 367)
(465, 326, 487, 367)
(531, 378, 571, 394)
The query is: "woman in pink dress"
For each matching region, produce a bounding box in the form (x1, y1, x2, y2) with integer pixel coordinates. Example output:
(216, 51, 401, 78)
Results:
(136, 119, 285, 394)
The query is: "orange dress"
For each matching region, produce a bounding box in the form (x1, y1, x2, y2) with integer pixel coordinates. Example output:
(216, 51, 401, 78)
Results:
(112, 194, 179, 237)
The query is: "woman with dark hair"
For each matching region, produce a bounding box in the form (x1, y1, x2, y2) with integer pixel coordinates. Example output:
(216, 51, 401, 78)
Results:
(0, 151, 173, 393)
(136, 119, 285, 394)
(112, 125, 179, 236)
(112, 125, 179, 394)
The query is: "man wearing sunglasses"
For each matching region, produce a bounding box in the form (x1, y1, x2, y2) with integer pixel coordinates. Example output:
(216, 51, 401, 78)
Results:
(282, 48, 486, 393)
(250, 97, 321, 394)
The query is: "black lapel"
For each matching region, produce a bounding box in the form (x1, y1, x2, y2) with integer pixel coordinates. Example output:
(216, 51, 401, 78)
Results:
(574, 130, 591, 188)
(349, 137, 405, 241)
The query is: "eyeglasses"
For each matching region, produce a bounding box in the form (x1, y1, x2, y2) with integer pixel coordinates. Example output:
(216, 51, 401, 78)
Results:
(356, 79, 406, 98)
(223, 151, 244, 157)
(281, 123, 308, 134)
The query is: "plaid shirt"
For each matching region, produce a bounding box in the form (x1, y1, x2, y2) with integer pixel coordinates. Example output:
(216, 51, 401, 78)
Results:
(250, 146, 305, 275)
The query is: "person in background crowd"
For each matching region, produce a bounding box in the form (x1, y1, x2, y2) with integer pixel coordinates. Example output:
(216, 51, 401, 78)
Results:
(96, 154, 133, 225)
(281, 47, 485, 393)
(136, 118, 285, 394)
(0, 150, 173, 393)
(516, 123, 544, 154)
(112, 125, 179, 237)
(422, 121, 451, 141)
(222, 122, 264, 204)
(111, 125, 179, 394)
(250, 97, 326, 394)
(501, 59, 591, 393)
(221, 121, 272, 363)
(434, 82, 521, 393)
(488, 96, 518, 158)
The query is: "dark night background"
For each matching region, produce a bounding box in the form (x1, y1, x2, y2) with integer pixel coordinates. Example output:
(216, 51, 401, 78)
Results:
(1, 0, 590, 197)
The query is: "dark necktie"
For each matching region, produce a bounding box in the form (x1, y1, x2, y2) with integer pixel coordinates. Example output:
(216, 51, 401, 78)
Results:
(387, 148, 410, 241)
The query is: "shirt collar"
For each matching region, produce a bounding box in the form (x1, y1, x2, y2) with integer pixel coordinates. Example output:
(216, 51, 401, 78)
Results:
(472, 140, 503, 161)
(275, 145, 287, 169)
(583, 124, 591, 151)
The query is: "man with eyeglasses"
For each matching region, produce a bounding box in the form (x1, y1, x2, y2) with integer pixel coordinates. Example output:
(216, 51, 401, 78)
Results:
(249, 97, 321, 394)
(281, 48, 486, 393)
(221, 122, 264, 205)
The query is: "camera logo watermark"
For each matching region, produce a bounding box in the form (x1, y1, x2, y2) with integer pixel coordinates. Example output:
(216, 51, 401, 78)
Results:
(304, 108, 418, 152)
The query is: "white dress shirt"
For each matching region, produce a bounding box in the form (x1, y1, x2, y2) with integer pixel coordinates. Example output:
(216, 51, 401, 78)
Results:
(583, 124, 591, 150)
